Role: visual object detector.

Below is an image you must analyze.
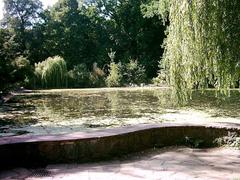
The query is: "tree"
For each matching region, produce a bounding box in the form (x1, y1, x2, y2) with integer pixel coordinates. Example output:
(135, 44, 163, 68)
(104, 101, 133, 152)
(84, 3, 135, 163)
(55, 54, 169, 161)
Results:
(145, 0, 240, 102)
(2, 0, 43, 55)
(34, 56, 68, 88)
(0, 29, 13, 90)
(93, 0, 166, 78)
(0, 0, 43, 90)
(106, 61, 123, 87)
(43, 0, 110, 69)
(0, 0, 167, 90)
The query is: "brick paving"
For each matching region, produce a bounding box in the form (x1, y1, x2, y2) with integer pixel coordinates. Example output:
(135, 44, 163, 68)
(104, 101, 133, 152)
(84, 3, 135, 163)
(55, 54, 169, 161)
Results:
(1, 147, 240, 180)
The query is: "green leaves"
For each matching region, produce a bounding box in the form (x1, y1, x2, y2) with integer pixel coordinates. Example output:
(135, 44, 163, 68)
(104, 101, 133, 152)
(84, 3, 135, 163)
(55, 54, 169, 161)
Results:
(68, 64, 90, 88)
(141, 0, 170, 24)
(156, 0, 240, 103)
(106, 61, 123, 87)
(35, 56, 68, 88)
(2, 0, 43, 29)
(124, 60, 146, 85)
(0, 0, 166, 89)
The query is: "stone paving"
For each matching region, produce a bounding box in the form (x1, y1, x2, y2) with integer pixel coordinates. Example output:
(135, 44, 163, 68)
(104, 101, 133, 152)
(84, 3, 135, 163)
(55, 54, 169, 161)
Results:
(1, 147, 240, 180)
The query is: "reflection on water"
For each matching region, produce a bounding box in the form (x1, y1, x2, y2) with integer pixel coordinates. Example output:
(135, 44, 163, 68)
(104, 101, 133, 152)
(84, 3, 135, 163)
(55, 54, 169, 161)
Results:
(31, 89, 172, 124)
(0, 88, 240, 136)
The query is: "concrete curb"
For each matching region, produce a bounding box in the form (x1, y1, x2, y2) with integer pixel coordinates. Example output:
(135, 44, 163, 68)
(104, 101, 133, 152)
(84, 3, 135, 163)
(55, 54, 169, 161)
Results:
(0, 123, 239, 168)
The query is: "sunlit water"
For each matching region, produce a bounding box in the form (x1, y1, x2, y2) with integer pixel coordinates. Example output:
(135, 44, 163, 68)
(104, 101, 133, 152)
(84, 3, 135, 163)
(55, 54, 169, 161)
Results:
(1, 87, 240, 136)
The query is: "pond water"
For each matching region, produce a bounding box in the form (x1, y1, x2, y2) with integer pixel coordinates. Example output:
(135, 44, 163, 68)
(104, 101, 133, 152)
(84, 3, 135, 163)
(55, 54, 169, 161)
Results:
(1, 87, 240, 136)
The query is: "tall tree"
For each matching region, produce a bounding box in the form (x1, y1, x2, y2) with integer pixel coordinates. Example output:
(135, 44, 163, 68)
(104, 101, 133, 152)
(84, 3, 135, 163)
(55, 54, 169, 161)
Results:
(146, 0, 240, 102)
(93, 0, 166, 77)
(2, 0, 43, 55)
(0, 29, 13, 90)
(43, 0, 109, 68)
(0, 0, 43, 90)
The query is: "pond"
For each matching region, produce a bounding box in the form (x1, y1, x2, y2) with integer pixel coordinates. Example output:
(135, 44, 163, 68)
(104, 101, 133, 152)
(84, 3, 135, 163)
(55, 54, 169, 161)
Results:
(0, 87, 240, 137)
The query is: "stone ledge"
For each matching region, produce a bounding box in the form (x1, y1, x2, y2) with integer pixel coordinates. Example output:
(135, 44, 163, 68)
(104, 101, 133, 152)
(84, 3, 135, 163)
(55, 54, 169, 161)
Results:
(0, 123, 239, 168)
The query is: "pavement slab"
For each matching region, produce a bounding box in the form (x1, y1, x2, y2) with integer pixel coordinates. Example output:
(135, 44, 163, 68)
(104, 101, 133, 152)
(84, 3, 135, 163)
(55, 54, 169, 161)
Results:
(0, 147, 240, 180)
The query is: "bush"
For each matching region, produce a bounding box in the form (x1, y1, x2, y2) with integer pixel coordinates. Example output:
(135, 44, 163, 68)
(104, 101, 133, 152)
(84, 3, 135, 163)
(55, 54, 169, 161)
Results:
(13, 56, 31, 69)
(152, 60, 168, 86)
(12, 56, 32, 80)
(123, 60, 146, 85)
(68, 64, 90, 88)
(10, 56, 34, 88)
(153, 71, 167, 86)
(214, 132, 240, 149)
(89, 62, 106, 87)
(34, 56, 68, 88)
(106, 62, 123, 87)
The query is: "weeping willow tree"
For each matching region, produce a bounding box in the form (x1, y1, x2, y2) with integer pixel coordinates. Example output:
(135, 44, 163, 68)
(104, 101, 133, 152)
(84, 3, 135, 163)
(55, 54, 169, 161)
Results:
(143, 0, 240, 103)
(35, 56, 68, 88)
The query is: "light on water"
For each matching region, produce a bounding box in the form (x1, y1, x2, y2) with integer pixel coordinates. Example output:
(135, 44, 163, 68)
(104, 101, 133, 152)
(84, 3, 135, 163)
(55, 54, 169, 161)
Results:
(1, 88, 240, 136)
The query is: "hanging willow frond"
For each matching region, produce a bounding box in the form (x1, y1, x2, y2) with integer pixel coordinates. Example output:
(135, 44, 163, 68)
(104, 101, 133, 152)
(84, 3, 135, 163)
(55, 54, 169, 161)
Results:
(35, 56, 68, 88)
(155, 0, 240, 103)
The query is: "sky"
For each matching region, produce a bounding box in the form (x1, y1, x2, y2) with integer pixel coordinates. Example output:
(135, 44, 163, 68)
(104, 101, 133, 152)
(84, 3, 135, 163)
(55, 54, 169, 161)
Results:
(0, 0, 58, 20)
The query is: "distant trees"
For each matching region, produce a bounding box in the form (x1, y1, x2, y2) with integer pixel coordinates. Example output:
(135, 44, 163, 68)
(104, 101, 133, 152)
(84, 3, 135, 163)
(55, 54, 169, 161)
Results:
(0, 0, 166, 91)
(68, 64, 90, 88)
(94, 0, 165, 77)
(0, 0, 43, 90)
(2, 0, 43, 55)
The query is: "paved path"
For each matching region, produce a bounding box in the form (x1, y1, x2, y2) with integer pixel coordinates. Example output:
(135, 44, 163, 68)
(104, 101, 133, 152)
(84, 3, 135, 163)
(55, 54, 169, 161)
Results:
(1, 147, 240, 180)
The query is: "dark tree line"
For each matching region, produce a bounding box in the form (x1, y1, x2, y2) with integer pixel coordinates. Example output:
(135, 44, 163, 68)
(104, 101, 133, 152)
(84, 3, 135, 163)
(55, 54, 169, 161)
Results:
(0, 0, 165, 90)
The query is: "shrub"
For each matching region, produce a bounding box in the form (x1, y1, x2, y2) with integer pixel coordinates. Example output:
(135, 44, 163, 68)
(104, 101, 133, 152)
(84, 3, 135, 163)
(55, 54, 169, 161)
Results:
(89, 62, 106, 87)
(68, 64, 90, 88)
(106, 62, 123, 87)
(13, 56, 31, 70)
(123, 60, 146, 85)
(214, 132, 240, 149)
(34, 56, 68, 88)
(153, 62, 167, 86)
(11, 56, 33, 86)
(34, 59, 47, 87)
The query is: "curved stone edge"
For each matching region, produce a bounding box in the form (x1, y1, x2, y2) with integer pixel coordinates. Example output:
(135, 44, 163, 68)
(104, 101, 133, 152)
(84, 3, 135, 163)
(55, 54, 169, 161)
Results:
(0, 123, 239, 169)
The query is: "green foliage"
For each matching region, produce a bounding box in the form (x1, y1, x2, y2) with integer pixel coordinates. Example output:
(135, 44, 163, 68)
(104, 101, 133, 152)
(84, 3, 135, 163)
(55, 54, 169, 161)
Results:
(141, 0, 169, 24)
(13, 56, 31, 69)
(106, 62, 123, 87)
(44, 0, 109, 69)
(150, 0, 240, 103)
(153, 61, 167, 86)
(3, 0, 43, 29)
(10, 56, 33, 87)
(12, 56, 31, 75)
(124, 60, 146, 85)
(0, 0, 43, 90)
(215, 132, 240, 149)
(0, 0, 166, 89)
(92, 0, 165, 78)
(2, 0, 43, 55)
(34, 56, 68, 88)
(89, 63, 106, 87)
(102, 59, 147, 87)
(68, 64, 90, 88)
(152, 73, 166, 86)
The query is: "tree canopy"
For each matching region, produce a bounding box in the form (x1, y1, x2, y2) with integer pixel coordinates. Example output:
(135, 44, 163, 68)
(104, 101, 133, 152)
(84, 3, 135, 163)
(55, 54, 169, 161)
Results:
(2, 0, 238, 98)
(2, 0, 43, 54)
(0, 0, 166, 91)
(144, 0, 240, 102)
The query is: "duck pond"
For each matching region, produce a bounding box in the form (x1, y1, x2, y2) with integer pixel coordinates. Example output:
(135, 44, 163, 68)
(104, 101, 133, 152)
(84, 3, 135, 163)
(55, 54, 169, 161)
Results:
(1, 87, 240, 137)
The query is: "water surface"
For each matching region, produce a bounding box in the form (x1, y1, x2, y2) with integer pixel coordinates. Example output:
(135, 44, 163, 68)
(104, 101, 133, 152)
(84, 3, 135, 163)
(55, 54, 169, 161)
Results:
(1, 87, 240, 136)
